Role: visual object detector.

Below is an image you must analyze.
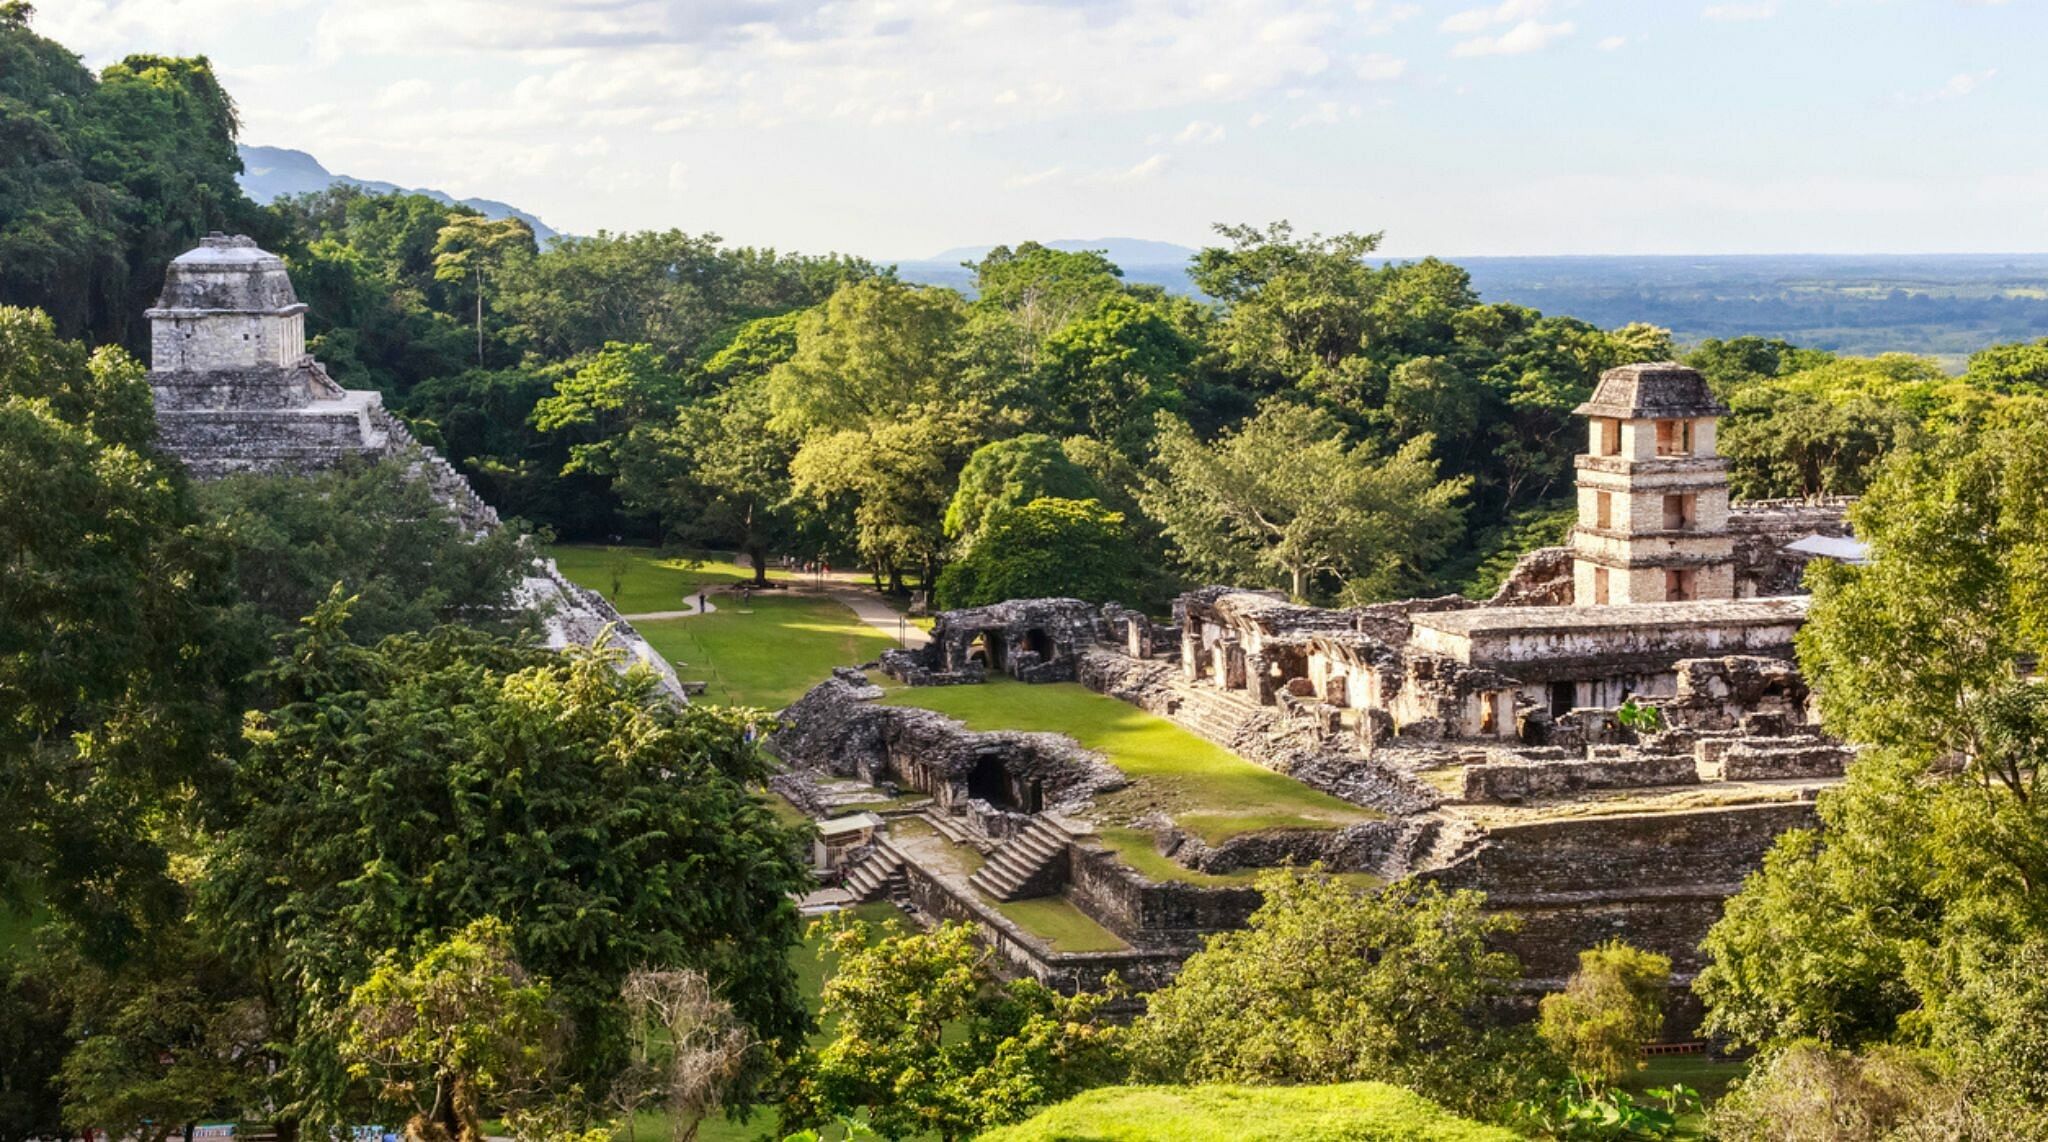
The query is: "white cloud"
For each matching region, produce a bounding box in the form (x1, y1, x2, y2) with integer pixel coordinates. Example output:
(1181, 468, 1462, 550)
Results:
(372, 78, 432, 109)
(1004, 165, 1066, 189)
(1356, 52, 1407, 80)
(1451, 19, 1576, 57)
(1440, 0, 1553, 34)
(1112, 153, 1172, 182)
(1702, 2, 1778, 21)
(1598, 34, 1628, 51)
(1246, 111, 1271, 128)
(666, 162, 689, 193)
(1903, 67, 1998, 103)
(1176, 119, 1227, 144)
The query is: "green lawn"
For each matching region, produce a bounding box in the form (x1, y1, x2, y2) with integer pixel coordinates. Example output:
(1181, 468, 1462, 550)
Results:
(879, 679, 1376, 844)
(994, 897, 1129, 953)
(549, 545, 898, 709)
(980, 1082, 1520, 1142)
(1631, 1053, 1750, 1105)
(634, 594, 897, 709)
(547, 545, 793, 614)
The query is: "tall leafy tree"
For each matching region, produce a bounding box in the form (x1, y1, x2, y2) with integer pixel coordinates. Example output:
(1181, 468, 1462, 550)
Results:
(0, 7, 260, 350)
(0, 307, 247, 957)
(432, 215, 536, 366)
(941, 434, 1101, 552)
(791, 916, 1121, 1142)
(1127, 870, 1535, 1117)
(1697, 399, 2048, 1133)
(196, 457, 535, 641)
(1143, 400, 1467, 602)
(200, 604, 813, 1120)
(935, 497, 1138, 609)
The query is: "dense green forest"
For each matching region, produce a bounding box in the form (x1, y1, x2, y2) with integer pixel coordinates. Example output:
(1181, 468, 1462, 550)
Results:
(9, 4, 2048, 611)
(7, 6, 2048, 1141)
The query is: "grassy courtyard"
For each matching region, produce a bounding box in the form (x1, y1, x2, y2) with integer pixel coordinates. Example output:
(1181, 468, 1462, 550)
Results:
(548, 544, 790, 613)
(549, 545, 897, 709)
(878, 678, 1378, 875)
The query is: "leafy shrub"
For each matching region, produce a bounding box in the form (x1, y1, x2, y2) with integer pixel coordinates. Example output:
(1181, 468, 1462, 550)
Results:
(1538, 941, 1672, 1088)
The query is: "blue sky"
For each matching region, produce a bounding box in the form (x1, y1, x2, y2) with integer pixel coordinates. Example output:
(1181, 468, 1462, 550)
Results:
(41, 0, 2048, 259)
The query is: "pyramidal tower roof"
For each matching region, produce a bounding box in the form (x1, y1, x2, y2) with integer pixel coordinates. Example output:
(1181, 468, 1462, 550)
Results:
(1573, 361, 1728, 420)
(147, 232, 304, 316)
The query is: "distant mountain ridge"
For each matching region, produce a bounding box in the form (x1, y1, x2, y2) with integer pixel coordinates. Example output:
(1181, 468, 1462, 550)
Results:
(236, 145, 558, 242)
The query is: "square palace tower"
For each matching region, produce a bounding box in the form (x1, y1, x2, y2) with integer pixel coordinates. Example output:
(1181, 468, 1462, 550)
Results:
(1570, 362, 1735, 605)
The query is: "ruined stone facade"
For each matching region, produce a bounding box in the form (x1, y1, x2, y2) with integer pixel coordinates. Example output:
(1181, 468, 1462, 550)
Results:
(778, 360, 1864, 1018)
(145, 234, 681, 696)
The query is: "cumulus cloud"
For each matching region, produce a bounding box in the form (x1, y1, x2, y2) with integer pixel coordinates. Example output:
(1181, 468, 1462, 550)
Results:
(1356, 52, 1407, 80)
(1004, 165, 1067, 189)
(1598, 34, 1628, 51)
(1902, 67, 1998, 103)
(1111, 153, 1172, 182)
(1176, 119, 1227, 144)
(1450, 19, 1576, 57)
(1702, 2, 1778, 21)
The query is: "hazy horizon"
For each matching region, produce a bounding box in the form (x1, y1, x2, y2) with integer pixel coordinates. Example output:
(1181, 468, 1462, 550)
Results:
(45, 0, 2048, 261)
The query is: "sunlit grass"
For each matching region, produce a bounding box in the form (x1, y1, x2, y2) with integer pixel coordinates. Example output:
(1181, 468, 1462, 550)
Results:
(879, 679, 1376, 834)
(635, 594, 898, 709)
(993, 897, 1128, 953)
(546, 544, 792, 614)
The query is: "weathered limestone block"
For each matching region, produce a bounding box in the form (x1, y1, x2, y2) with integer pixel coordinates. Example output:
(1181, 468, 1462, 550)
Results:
(1721, 741, 1853, 781)
(1459, 753, 1700, 802)
(768, 672, 1127, 816)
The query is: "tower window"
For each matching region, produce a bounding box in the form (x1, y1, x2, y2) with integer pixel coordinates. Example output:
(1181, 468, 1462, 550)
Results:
(1595, 491, 1613, 529)
(1662, 493, 1695, 530)
(1595, 418, 1621, 456)
(1593, 566, 1610, 605)
(1655, 419, 1693, 456)
(1666, 568, 1698, 601)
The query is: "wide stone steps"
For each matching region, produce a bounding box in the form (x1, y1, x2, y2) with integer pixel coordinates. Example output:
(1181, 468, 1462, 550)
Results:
(1164, 682, 1272, 747)
(842, 847, 907, 903)
(922, 809, 980, 849)
(967, 817, 1073, 902)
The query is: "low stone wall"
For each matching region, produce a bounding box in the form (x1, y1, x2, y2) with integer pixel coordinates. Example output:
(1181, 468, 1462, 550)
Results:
(768, 672, 1127, 815)
(1066, 843, 1262, 947)
(1155, 820, 1402, 875)
(1721, 741, 1852, 780)
(1430, 800, 1818, 898)
(890, 841, 1190, 995)
(1460, 753, 1699, 802)
(1500, 889, 1734, 985)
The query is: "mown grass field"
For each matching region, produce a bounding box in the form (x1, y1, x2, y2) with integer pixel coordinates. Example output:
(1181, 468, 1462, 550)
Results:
(877, 678, 1377, 876)
(994, 897, 1128, 953)
(548, 545, 790, 613)
(549, 545, 896, 709)
(978, 1082, 1520, 1142)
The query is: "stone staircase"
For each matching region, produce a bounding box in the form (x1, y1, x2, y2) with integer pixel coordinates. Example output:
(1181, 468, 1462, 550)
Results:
(1163, 681, 1272, 748)
(1390, 815, 1488, 877)
(842, 846, 908, 904)
(967, 816, 1075, 902)
(921, 809, 982, 849)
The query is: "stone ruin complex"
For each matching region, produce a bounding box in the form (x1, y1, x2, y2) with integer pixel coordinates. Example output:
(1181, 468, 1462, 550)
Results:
(772, 361, 1863, 1024)
(144, 233, 680, 694)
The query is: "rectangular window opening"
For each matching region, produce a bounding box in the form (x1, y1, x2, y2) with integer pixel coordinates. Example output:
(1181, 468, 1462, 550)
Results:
(1662, 493, 1695, 531)
(1665, 568, 1697, 602)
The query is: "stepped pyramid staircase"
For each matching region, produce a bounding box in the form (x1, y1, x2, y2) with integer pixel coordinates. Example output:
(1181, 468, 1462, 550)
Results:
(967, 815, 1077, 902)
